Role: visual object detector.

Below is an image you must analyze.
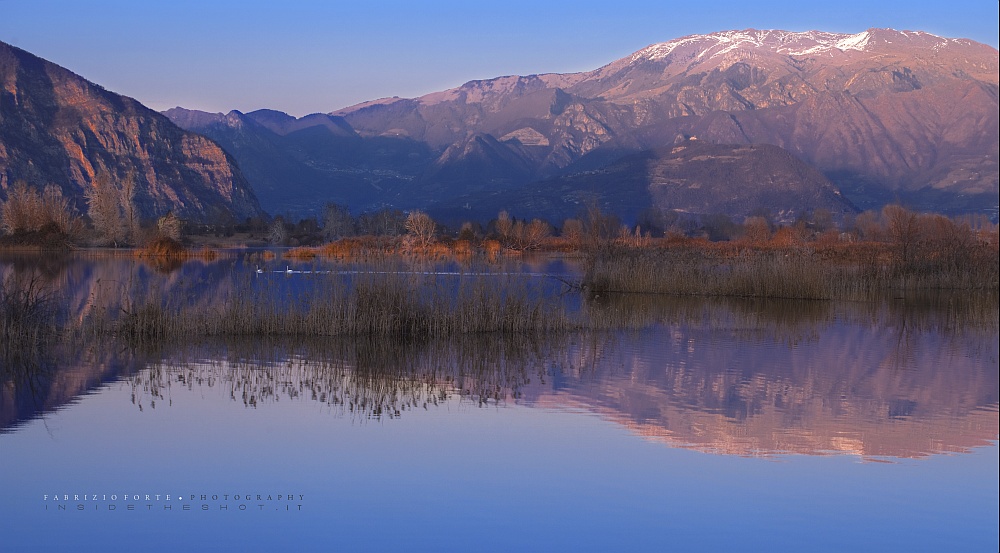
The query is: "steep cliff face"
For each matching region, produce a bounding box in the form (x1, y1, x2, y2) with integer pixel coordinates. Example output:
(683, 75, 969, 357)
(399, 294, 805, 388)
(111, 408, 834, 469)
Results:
(0, 41, 261, 223)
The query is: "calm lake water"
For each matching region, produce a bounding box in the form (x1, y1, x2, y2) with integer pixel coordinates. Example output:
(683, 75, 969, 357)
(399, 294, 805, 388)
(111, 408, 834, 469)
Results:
(1, 253, 997, 552)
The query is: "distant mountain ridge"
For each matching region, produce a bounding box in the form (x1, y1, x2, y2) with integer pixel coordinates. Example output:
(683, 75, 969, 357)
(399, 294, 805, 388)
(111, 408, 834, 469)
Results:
(167, 28, 999, 221)
(163, 107, 434, 215)
(0, 40, 262, 223)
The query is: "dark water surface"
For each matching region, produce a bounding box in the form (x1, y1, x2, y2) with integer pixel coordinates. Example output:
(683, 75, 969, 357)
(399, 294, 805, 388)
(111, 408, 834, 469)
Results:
(1, 253, 997, 552)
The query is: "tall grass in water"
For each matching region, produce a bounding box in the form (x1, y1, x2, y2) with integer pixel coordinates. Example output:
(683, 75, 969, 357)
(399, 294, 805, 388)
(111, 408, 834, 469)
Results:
(106, 261, 576, 344)
(583, 243, 997, 300)
(0, 270, 67, 401)
(0, 273, 60, 356)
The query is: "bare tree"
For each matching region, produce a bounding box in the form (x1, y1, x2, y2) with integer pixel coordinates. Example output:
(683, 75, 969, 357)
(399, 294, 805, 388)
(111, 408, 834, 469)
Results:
(561, 218, 584, 248)
(917, 213, 976, 273)
(43, 186, 83, 236)
(156, 211, 182, 241)
(268, 217, 288, 245)
(359, 208, 405, 236)
(743, 216, 772, 244)
(0, 181, 39, 234)
(120, 173, 140, 245)
(583, 202, 620, 249)
(404, 210, 436, 248)
(811, 208, 833, 232)
(883, 204, 920, 267)
(511, 218, 551, 251)
(457, 221, 477, 242)
(1, 181, 81, 237)
(323, 203, 355, 240)
(495, 210, 514, 246)
(853, 210, 882, 241)
(86, 172, 126, 246)
(616, 224, 649, 248)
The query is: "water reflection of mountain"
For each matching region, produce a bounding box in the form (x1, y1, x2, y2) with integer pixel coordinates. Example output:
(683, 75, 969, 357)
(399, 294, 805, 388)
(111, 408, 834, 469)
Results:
(0, 335, 545, 430)
(2, 254, 997, 459)
(525, 326, 998, 459)
(0, 252, 245, 431)
(0, 251, 247, 327)
(528, 296, 999, 459)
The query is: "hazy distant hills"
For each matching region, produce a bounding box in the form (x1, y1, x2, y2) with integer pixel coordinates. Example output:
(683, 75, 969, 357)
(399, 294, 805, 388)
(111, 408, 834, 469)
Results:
(165, 28, 998, 222)
(429, 140, 854, 224)
(0, 40, 261, 223)
(162, 107, 436, 215)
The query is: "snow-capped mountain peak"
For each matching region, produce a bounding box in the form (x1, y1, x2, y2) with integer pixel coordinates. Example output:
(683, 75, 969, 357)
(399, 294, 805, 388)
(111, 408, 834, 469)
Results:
(630, 28, 953, 63)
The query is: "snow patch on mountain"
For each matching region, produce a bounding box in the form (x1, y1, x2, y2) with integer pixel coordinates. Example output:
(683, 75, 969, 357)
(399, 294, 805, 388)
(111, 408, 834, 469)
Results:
(833, 31, 870, 52)
(632, 28, 955, 63)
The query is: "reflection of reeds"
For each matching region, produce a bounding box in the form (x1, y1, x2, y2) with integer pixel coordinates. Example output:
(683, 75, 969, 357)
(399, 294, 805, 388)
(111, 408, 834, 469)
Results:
(584, 293, 836, 333)
(0, 272, 60, 357)
(127, 334, 550, 417)
(0, 272, 65, 411)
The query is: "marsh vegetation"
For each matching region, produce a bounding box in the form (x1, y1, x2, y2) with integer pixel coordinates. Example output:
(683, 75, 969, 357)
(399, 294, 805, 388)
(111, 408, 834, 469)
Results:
(1, 191, 996, 357)
(0, 271, 61, 357)
(100, 265, 576, 344)
(581, 239, 997, 300)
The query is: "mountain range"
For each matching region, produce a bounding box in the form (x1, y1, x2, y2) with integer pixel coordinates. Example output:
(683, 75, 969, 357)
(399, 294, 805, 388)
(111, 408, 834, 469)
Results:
(350, 28, 999, 217)
(2, 29, 996, 228)
(167, 29, 1000, 224)
(0, 40, 261, 224)
(169, 28, 999, 223)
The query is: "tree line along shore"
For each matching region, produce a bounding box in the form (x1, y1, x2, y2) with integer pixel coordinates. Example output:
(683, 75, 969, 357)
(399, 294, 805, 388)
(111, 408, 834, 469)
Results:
(0, 178, 996, 300)
(1, 180, 996, 358)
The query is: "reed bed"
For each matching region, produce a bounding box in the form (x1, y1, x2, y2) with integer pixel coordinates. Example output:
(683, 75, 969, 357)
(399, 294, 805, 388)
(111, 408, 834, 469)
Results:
(82, 244, 999, 346)
(134, 237, 220, 261)
(0, 273, 61, 356)
(95, 265, 580, 345)
(287, 237, 503, 263)
(582, 243, 999, 300)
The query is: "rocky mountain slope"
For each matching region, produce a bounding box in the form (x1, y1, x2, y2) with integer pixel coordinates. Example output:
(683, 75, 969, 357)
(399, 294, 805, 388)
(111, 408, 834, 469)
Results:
(165, 29, 997, 221)
(336, 28, 998, 216)
(0, 41, 261, 223)
(163, 107, 435, 214)
(429, 140, 855, 224)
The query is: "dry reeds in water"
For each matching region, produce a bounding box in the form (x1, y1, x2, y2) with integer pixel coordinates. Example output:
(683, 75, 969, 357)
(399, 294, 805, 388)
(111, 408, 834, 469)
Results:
(0, 273, 60, 356)
(105, 263, 577, 343)
(583, 244, 998, 300)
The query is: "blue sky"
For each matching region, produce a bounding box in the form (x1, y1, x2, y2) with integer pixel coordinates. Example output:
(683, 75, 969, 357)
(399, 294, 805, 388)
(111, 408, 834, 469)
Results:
(1, 0, 997, 116)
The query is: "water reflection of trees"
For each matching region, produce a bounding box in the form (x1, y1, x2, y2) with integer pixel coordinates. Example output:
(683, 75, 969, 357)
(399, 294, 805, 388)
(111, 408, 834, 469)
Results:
(109, 286, 1000, 460)
(0, 252, 238, 333)
(2, 254, 997, 458)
